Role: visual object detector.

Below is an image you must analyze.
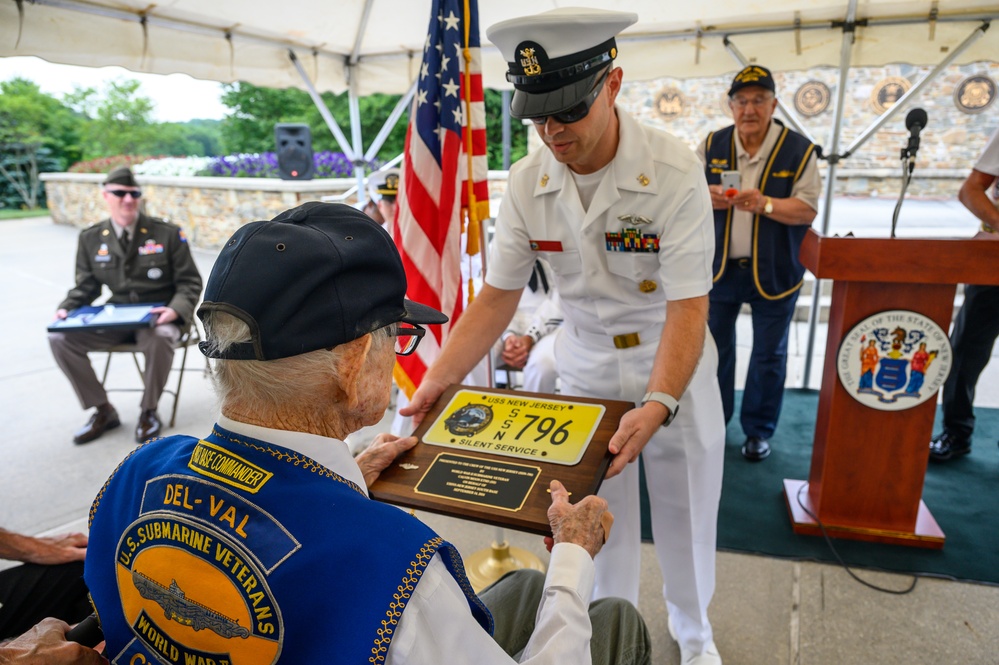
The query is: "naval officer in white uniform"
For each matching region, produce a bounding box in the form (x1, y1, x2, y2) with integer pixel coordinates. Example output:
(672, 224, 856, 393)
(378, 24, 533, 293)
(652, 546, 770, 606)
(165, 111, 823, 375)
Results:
(404, 8, 725, 665)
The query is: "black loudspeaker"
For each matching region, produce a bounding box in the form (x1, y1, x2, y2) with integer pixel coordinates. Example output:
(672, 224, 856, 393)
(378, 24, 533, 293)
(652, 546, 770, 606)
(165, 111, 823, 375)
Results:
(275, 123, 315, 180)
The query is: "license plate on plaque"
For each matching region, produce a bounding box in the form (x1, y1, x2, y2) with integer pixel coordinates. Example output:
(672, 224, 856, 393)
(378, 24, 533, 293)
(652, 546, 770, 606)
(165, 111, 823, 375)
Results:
(421, 389, 606, 466)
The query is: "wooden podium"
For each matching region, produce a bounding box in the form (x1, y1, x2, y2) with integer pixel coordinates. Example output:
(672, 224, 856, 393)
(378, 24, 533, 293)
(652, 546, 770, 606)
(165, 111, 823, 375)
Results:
(784, 229, 999, 549)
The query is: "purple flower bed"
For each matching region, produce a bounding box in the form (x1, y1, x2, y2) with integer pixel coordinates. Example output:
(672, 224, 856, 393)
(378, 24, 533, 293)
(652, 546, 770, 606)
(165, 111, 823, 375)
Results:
(202, 151, 373, 178)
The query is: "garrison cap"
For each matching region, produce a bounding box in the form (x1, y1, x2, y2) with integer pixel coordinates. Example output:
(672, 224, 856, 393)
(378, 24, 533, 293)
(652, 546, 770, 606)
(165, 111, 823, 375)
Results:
(104, 166, 139, 188)
(728, 65, 776, 97)
(487, 7, 637, 120)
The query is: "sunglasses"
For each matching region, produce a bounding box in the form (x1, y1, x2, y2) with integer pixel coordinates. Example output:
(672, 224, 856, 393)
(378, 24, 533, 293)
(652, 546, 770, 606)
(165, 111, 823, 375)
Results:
(530, 69, 610, 126)
(386, 323, 426, 356)
(106, 189, 142, 199)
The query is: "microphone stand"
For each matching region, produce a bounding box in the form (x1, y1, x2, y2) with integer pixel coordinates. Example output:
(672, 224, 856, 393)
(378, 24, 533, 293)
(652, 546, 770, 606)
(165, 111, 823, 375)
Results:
(890, 141, 918, 239)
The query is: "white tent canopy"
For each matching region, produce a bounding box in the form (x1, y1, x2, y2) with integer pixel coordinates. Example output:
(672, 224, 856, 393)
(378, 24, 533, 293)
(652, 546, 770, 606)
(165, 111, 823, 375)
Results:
(4, 0, 998, 387)
(2, 1, 997, 95)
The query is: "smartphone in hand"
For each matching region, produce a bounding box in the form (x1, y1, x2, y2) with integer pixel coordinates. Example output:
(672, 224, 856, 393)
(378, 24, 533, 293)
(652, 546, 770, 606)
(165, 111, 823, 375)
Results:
(720, 170, 741, 197)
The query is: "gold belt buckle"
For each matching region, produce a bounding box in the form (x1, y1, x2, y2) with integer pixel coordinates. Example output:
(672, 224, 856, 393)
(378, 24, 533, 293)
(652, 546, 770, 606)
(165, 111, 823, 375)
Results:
(613, 332, 641, 349)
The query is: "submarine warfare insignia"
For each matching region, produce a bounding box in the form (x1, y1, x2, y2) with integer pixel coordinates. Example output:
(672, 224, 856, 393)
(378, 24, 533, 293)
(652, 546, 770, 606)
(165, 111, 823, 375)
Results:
(444, 403, 493, 436)
(133, 571, 250, 639)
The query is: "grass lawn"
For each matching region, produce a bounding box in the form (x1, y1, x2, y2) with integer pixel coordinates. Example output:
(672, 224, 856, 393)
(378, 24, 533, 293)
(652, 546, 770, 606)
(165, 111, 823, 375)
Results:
(0, 208, 50, 220)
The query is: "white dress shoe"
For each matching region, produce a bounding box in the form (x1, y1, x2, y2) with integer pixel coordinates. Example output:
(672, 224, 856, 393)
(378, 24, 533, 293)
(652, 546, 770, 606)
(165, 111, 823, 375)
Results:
(668, 615, 723, 665)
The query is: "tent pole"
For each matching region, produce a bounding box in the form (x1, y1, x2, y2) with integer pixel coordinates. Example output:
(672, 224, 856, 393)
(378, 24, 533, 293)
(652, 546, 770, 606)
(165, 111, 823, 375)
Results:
(347, 70, 367, 203)
(502, 91, 512, 170)
(722, 38, 818, 146)
(840, 22, 990, 160)
(288, 50, 356, 162)
(801, 0, 857, 389)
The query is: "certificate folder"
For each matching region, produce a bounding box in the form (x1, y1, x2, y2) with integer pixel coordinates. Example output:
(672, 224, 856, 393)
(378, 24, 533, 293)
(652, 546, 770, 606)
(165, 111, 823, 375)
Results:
(47, 303, 163, 332)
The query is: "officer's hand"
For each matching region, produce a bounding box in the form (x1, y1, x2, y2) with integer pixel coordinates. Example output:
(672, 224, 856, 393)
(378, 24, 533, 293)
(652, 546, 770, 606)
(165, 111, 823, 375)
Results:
(22, 532, 88, 565)
(150, 306, 179, 325)
(399, 378, 449, 426)
(731, 188, 764, 214)
(604, 404, 663, 479)
(355, 434, 419, 488)
(544, 480, 612, 559)
(0, 618, 108, 665)
(501, 336, 530, 369)
(707, 184, 734, 210)
(55, 309, 69, 320)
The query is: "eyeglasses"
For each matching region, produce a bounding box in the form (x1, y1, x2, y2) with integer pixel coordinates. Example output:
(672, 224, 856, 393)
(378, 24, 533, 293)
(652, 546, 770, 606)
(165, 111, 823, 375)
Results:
(106, 189, 142, 199)
(386, 323, 426, 356)
(730, 95, 774, 110)
(530, 69, 610, 126)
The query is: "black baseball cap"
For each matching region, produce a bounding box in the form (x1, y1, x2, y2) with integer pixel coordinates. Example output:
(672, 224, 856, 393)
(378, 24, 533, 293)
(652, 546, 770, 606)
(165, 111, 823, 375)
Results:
(728, 65, 776, 97)
(197, 201, 447, 361)
(487, 8, 637, 120)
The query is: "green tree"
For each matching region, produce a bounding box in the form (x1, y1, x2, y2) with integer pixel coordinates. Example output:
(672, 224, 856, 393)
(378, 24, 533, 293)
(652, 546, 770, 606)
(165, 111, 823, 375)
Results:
(219, 82, 406, 162)
(484, 89, 528, 170)
(65, 79, 160, 159)
(0, 77, 82, 208)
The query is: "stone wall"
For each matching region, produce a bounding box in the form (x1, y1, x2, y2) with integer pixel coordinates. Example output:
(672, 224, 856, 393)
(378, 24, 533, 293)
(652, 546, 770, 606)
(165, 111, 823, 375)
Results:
(41, 173, 355, 250)
(613, 61, 999, 199)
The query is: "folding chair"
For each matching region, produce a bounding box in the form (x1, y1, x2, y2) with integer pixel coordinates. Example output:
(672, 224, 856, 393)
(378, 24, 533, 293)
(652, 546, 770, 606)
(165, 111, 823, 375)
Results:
(99, 322, 206, 427)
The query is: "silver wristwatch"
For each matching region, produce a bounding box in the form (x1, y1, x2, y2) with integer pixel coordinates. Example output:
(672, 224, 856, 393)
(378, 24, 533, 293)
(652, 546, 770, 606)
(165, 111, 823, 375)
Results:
(641, 391, 679, 427)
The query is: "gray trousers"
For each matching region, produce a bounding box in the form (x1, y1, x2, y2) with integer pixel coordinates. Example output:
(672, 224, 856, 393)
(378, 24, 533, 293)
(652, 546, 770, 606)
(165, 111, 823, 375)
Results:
(48, 324, 181, 411)
(480, 569, 651, 665)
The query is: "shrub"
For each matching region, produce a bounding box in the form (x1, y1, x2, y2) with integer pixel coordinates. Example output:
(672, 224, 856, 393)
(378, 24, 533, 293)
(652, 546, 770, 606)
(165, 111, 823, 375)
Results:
(201, 151, 373, 178)
(68, 155, 160, 174)
(133, 156, 213, 177)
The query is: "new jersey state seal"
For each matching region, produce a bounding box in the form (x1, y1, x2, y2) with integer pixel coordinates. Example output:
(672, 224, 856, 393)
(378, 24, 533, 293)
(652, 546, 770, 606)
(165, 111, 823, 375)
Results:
(837, 310, 952, 411)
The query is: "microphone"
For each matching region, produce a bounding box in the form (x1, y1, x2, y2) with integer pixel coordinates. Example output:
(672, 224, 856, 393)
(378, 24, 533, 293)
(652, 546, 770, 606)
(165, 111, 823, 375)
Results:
(905, 108, 928, 160)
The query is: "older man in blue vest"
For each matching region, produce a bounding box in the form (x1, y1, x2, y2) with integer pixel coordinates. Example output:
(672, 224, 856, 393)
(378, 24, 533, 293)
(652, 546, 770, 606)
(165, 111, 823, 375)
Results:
(699, 66, 822, 461)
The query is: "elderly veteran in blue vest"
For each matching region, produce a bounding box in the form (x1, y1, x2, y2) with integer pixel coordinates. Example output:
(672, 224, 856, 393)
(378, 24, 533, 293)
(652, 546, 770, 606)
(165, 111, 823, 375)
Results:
(83, 202, 649, 665)
(698, 66, 821, 462)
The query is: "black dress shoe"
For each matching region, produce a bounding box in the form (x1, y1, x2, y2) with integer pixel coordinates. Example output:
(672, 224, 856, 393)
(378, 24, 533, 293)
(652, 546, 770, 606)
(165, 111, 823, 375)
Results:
(136, 409, 162, 443)
(928, 431, 971, 462)
(742, 436, 771, 461)
(73, 405, 120, 445)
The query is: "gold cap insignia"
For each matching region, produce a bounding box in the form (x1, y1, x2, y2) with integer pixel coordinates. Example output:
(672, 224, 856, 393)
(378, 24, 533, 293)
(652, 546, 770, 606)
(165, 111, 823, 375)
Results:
(519, 46, 542, 76)
(637, 174, 650, 187)
(639, 280, 658, 293)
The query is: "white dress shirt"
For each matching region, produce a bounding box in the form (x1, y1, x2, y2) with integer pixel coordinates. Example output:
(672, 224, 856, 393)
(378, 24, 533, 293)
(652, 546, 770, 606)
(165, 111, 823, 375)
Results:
(217, 415, 597, 664)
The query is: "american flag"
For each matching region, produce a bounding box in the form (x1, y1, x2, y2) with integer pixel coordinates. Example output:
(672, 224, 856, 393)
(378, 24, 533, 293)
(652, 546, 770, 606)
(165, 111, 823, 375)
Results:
(393, 0, 487, 398)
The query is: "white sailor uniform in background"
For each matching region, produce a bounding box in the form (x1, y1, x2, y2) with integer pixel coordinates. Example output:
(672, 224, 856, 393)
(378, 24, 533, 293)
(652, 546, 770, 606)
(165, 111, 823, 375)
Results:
(487, 108, 725, 654)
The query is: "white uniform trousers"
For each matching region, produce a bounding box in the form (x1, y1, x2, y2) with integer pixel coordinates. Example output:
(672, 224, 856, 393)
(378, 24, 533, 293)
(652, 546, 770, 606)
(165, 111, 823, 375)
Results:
(554, 323, 725, 655)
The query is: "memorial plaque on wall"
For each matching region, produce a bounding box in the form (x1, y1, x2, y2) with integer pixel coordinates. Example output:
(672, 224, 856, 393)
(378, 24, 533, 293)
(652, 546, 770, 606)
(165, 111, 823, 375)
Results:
(794, 81, 831, 117)
(870, 77, 911, 114)
(369, 384, 633, 535)
(954, 75, 996, 114)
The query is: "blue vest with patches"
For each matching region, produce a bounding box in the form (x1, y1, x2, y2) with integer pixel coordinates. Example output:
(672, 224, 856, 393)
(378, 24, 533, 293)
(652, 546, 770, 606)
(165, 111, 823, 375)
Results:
(705, 122, 816, 299)
(85, 425, 492, 665)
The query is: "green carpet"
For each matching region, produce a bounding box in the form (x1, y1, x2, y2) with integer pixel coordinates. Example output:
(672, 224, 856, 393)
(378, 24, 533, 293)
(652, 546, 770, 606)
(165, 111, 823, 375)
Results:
(640, 389, 999, 585)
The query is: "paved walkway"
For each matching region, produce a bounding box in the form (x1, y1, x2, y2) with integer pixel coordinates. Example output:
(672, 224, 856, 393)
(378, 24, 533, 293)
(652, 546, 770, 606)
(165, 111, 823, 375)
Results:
(2, 208, 997, 664)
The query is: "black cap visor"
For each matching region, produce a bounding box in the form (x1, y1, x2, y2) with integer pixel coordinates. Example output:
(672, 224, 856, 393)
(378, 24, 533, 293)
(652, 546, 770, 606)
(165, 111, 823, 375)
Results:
(510, 72, 601, 120)
(402, 299, 448, 326)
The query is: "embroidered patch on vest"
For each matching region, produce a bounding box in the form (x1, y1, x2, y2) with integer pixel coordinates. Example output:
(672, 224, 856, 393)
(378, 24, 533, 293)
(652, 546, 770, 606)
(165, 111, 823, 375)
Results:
(189, 441, 274, 494)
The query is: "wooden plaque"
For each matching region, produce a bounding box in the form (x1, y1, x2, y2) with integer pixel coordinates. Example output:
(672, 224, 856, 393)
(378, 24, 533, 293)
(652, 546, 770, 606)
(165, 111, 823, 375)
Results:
(369, 384, 633, 535)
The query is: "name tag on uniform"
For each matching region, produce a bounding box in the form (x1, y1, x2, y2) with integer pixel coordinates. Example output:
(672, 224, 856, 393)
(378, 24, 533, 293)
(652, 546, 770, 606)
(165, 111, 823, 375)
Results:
(529, 240, 563, 252)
